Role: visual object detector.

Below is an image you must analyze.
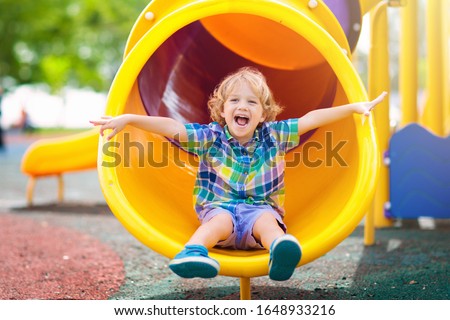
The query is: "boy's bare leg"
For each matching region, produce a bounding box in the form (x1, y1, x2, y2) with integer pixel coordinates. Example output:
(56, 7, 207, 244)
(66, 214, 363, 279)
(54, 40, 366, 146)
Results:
(186, 213, 234, 249)
(252, 212, 285, 250)
(253, 212, 301, 281)
(169, 213, 232, 278)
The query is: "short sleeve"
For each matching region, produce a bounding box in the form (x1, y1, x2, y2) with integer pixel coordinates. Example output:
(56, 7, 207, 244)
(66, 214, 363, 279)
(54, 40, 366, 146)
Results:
(180, 123, 216, 156)
(267, 119, 300, 152)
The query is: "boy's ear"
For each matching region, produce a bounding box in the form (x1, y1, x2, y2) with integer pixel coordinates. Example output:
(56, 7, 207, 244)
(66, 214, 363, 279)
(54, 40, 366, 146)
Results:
(259, 112, 267, 123)
(220, 103, 226, 118)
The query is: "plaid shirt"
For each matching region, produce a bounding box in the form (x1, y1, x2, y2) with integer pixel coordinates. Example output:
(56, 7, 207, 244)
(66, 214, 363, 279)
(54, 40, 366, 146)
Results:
(181, 119, 300, 216)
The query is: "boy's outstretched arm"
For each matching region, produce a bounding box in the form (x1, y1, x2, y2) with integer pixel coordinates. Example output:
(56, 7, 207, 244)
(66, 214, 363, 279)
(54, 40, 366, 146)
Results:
(297, 91, 387, 135)
(90, 114, 187, 141)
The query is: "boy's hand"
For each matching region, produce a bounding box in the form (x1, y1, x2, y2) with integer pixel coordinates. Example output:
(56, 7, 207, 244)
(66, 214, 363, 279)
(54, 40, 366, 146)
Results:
(357, 91, 388, 116)
(90, 115, 128, 140)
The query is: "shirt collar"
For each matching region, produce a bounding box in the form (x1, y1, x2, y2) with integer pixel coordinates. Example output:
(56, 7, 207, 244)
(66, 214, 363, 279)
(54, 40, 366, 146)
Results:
(224, 125, 261, 145)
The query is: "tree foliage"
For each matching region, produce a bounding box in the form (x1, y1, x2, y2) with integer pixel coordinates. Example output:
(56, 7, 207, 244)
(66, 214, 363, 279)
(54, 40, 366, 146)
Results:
(0, 0, 146, 91)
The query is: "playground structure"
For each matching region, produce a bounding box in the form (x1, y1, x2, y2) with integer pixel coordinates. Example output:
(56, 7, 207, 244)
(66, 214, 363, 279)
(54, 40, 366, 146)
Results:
(364, 0, 450, 245)
(20, 0, 449, 299)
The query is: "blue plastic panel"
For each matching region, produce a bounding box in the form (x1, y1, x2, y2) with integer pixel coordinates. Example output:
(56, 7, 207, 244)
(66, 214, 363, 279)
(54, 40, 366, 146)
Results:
(389, 124, 450, 218)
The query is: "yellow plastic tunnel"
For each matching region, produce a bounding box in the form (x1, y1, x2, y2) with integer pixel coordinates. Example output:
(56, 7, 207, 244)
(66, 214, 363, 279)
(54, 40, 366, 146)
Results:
(98, 0, 379, 278)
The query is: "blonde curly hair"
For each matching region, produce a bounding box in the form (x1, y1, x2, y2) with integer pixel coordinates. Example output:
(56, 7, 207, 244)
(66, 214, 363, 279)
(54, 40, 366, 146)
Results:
(207, 67, 284, 126)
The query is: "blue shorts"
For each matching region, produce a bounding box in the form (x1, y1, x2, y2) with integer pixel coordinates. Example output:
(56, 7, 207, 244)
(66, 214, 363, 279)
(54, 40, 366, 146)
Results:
(199, 203, 286, 250)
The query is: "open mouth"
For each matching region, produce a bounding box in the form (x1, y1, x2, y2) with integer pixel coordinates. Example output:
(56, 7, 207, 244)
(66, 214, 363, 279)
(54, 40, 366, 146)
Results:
(234, 115, 250, 127)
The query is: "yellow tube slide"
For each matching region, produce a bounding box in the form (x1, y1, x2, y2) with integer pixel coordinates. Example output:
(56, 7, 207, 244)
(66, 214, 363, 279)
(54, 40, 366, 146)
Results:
(95, 0, 379, 278)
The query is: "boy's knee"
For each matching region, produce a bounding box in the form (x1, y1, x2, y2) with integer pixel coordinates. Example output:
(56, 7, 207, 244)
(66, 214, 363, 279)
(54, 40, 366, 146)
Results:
(253, 212, 280, 235)
(208, 212, 233, 228)
(256, 212, 279, 225)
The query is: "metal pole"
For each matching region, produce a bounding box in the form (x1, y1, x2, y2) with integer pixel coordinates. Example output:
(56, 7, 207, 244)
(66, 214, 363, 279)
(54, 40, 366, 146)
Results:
(399, 0, 418, 127)
(443, 0, 450, 135)
(421, 0, 444, 136)
(368, 1, 393, 230)
(240, 277, 251, 300)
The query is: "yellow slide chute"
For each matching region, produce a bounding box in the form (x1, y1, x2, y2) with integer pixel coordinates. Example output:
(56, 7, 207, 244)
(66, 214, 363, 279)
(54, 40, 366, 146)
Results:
(22, 0, 381, 294)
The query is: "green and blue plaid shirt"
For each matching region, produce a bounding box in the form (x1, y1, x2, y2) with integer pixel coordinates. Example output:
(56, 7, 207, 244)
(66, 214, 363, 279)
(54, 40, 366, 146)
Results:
(181, 119, 300, 216)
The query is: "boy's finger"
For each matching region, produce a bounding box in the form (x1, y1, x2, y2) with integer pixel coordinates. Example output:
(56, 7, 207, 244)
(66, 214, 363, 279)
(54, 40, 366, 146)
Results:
(99, 122, 114, 136)
(89, 120, 106, 125)
(361, 114, 367, 125)
(106, 129, 117, 141)
(378, 91, 388, 101)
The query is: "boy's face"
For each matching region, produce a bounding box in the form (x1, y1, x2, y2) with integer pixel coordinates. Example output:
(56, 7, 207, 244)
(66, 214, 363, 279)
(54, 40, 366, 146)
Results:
(221, 81, 266, 145)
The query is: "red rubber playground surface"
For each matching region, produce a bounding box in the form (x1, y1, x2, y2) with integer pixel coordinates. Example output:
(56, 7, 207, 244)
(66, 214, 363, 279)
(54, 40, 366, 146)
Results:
(0, 131, 449, 300)
(0, 214, 124, 299)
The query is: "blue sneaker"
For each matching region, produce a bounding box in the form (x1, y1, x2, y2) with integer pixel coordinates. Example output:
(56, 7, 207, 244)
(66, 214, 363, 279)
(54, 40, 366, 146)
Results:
(269, 234, 301, 281)
(169, 245, 220, 278)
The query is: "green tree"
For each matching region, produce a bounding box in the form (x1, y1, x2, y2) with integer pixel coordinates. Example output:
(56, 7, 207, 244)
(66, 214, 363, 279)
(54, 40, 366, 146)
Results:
(0, 0, 145, 92)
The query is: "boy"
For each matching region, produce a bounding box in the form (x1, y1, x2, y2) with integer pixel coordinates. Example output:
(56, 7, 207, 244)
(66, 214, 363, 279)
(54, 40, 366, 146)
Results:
(91, 67, 386, 281)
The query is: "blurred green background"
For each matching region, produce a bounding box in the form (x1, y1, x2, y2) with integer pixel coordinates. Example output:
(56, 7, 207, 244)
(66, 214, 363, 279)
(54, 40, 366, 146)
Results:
(0, 0, 146, 92)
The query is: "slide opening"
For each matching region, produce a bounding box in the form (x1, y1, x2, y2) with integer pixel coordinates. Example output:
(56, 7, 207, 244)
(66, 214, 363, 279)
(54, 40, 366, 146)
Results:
(137, 15, 338, 128)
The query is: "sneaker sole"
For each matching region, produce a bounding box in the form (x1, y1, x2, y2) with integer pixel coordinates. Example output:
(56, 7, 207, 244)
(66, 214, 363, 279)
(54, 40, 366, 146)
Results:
(169, 256, 219, 279)
(269, 235, 302, 281)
